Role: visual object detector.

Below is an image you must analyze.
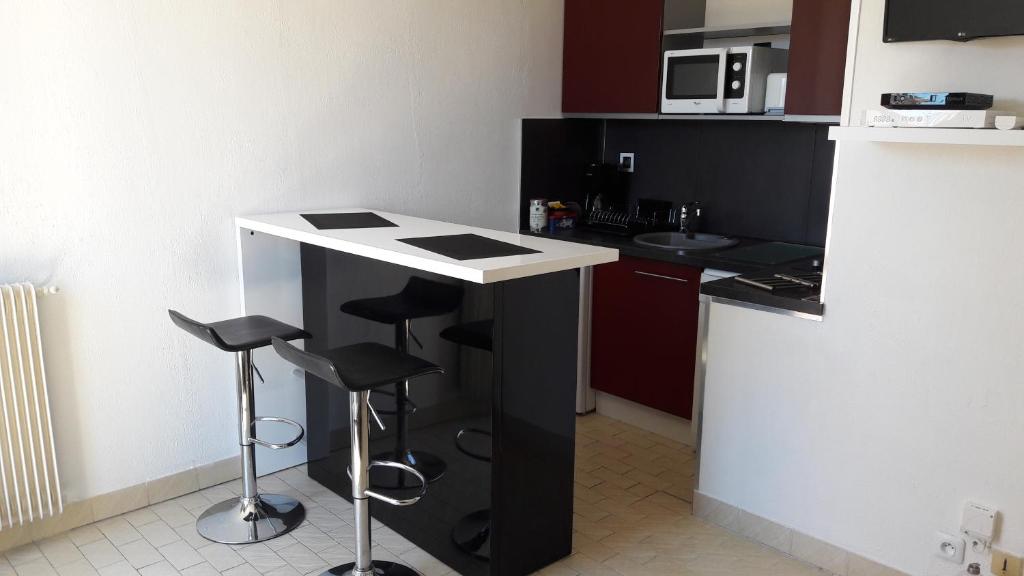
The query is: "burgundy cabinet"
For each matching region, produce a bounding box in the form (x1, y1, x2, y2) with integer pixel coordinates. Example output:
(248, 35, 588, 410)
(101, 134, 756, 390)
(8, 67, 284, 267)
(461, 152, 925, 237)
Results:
(785, 0, 853, 117)
(562, 0, 664, 114)
(590, 257, 701, 418)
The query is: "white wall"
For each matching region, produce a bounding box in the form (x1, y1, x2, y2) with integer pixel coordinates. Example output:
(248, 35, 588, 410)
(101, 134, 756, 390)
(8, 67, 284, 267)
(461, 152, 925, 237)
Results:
(705, 0, 792, 27)
(0, 0, 563, 502)
(699, 0, 1024, 574)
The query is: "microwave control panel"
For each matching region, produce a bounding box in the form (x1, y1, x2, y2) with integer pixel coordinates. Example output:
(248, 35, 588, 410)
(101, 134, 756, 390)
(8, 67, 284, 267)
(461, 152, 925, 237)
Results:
(725, 54, 748, 99)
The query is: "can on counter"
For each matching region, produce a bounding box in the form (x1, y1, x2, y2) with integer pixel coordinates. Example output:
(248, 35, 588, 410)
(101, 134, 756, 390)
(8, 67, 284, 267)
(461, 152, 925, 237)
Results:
(529, 199, 548, 233)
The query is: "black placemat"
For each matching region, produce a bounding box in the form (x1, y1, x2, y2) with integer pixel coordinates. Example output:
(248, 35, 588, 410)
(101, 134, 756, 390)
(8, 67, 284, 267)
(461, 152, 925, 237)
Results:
(397, 234, 542, 261)
(301, 212, 398, 230)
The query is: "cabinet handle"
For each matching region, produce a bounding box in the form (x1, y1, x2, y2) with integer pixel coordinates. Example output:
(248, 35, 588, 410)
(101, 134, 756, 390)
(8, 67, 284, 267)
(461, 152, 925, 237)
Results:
(634, 271, 689, 283)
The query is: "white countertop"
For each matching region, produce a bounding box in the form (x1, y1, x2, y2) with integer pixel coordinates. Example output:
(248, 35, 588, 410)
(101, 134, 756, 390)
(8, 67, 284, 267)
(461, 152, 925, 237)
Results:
(236, 209, 618, 284)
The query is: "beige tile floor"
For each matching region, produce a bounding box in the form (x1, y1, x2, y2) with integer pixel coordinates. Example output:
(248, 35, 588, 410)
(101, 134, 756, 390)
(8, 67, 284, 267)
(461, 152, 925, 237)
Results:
(1, 415, 826, 576)
(545, 415, 829, 576)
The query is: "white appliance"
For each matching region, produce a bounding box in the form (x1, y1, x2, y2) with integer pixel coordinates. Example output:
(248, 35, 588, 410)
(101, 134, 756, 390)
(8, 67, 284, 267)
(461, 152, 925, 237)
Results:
(661, 46, 788, 114)
(765, 72, 788, 115)
(576, 266, 596, 413)
(691, 269, 739, 456)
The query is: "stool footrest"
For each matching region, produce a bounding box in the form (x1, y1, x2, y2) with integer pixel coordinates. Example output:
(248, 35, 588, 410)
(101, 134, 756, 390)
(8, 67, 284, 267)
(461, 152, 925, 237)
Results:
(368, 389, 417, 416)
(251, 416, 305, 450)
(350, 460, 427, 507)
(455, 427, 492, 463)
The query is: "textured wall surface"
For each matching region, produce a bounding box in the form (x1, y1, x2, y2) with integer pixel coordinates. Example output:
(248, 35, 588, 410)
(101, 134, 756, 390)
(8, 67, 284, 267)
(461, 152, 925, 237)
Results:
(0, 0, 563, 501)
(699, 0, 1024, 574)
(704, 0, 792, 27)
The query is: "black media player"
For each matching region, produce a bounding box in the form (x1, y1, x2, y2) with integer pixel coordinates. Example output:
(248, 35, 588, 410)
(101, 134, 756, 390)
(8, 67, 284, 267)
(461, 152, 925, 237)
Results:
(881, 92, 994, 110)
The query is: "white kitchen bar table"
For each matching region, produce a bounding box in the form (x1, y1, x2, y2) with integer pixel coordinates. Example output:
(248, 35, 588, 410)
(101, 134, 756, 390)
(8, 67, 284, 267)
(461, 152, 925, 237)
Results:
(234, 209, 617, 576)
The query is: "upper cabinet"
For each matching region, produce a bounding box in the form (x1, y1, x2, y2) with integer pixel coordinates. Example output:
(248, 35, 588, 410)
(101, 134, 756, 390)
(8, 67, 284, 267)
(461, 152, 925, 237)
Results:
(562, 0, 665, 114)
(785, 0, 852, 117)
(561, 0, 852, 119)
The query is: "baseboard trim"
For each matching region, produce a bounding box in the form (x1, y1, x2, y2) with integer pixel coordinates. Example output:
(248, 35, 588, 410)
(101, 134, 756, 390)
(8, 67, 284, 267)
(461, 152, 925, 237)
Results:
(595, 391, 693, 445)
(0, 455, 241, 553)
(693, 490, 909, 576)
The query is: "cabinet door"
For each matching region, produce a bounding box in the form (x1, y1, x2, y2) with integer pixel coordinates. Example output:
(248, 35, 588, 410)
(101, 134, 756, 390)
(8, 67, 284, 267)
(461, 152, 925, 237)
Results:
(785, 0, 852, 117)
(590, 257, 701, 418)
(562, 0, 664, 114)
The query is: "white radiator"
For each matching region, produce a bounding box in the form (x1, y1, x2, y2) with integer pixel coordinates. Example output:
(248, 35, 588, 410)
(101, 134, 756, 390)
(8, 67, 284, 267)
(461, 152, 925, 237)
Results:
(0, 283, 61, 530)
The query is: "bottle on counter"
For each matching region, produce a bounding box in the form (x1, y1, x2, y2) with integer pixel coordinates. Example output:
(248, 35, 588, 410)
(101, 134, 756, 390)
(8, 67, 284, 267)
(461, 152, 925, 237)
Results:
(529, 199, 548, 233)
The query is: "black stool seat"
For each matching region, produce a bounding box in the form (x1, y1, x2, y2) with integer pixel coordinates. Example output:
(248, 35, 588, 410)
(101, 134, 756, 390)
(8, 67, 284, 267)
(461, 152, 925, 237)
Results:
(440, 320, 493, 352)
(169, 310, 309, 352)
(271, 339, 443, 392)
(340, 277, 463, 324)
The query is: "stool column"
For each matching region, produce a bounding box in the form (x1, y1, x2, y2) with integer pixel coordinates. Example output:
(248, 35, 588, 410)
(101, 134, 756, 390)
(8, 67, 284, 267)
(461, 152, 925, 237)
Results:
(235, 350, 259, 501)
(349, 390, 373, 576)
(393, 321, 410, 466)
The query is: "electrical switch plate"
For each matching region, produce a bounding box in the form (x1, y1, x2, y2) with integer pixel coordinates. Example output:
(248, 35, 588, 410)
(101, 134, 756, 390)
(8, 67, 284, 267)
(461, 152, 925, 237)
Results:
(934, 531, 966, 564)
(962, 502, 997, 544)
(991, 550, 1023, 576)
(619, 153, 635, 172)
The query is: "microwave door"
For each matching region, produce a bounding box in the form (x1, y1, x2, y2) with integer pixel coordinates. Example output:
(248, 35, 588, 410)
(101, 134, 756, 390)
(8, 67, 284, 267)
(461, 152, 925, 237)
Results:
(663, 48, 728, 113)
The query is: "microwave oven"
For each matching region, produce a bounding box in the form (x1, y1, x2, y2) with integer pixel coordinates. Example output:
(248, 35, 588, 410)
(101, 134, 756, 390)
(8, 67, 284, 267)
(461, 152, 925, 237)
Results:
(661, 46, 788, 114)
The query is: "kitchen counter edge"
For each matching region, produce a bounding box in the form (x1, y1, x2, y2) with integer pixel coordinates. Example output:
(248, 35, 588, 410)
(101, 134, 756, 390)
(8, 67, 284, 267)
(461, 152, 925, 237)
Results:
(524, 228, 825, 319)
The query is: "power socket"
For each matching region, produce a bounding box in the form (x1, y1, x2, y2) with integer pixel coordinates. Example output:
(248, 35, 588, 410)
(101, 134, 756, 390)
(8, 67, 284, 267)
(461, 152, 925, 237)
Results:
(934, 531, 966, 564)
(618, 153, 635, 173)
(991, 550, 1023, 576)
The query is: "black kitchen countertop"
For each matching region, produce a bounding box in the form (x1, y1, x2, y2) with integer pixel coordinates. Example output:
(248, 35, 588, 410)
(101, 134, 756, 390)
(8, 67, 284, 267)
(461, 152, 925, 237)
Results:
(698, 258, 825, 317)
(524, 227, 825, 317)
(525, 228, 772, 274)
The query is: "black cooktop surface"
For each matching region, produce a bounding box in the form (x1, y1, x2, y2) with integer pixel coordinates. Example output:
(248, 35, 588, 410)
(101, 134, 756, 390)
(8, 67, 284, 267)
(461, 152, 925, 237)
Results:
(715, 242, 823, 266)
(301, 212, 398, 230)
(398, 233, 541, 261)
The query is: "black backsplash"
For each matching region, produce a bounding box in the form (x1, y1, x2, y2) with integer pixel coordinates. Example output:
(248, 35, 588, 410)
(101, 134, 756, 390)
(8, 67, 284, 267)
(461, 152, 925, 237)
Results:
(520, 118, 835, 247)
(518, 119, 603, 228)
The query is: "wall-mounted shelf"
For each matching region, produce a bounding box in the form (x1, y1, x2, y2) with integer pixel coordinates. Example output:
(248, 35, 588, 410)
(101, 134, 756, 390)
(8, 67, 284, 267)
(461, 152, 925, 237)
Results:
(829, 126, 1024, 147)
(657, 114, 785, 122)
(664, 22, 791, 39)
(561, 113, 837, 125)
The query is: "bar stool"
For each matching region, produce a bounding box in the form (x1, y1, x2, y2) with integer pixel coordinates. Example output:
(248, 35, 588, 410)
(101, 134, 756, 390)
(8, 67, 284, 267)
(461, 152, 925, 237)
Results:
(340, 277, 463, 487)
(271, 336, 442, 576)
(168, 310, 309, 544)
(440, 320, 493, 561)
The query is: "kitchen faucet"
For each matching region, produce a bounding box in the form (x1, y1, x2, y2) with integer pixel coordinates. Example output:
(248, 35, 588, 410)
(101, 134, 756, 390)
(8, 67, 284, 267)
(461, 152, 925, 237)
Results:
(679, 202, 703, 239)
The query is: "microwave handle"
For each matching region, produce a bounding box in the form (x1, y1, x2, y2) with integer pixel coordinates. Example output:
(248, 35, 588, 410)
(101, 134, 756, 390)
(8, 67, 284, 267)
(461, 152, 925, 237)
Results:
(715, 48, 728, 113)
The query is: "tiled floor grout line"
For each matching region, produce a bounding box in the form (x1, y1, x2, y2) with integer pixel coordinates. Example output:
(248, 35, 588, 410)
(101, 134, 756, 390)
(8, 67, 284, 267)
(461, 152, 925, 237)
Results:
(5, 415, 828, 576)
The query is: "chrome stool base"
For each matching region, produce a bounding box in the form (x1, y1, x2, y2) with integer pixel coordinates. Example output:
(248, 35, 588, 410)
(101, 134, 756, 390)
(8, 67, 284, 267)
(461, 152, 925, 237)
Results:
(369, 450, 445, 489)
(197, 494, 305, 544)
(322, 561, 421, 576)
(451, 508, 490, 561)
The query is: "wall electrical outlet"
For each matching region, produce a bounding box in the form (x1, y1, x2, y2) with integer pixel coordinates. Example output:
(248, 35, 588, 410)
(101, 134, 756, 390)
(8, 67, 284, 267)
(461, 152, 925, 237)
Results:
(619, 152, 635, 172)
(991, 550, 1023, 576)
(934, 531, 966, 564)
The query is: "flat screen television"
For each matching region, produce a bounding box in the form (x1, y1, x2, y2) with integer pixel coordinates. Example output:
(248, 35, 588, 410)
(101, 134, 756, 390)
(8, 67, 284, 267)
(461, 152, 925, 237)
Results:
(885, 0, 1024, 43)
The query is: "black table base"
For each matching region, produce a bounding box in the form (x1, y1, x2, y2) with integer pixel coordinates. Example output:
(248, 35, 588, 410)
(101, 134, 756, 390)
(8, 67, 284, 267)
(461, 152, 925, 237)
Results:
(301, 246, 580, 576)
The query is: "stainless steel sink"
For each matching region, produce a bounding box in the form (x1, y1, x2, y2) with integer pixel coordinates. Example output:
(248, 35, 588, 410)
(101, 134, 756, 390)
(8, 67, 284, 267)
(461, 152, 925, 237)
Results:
(633, 232, 739, 252)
